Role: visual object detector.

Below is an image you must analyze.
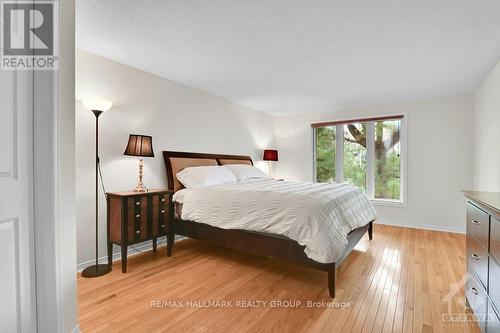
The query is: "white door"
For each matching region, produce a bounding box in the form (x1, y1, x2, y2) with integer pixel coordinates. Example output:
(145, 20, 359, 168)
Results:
(0, 68, 37, 331)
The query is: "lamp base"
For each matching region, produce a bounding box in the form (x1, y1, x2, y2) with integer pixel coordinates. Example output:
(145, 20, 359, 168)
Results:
(81, 264, 111, 278)
(268, 161, 274, 178)
(133, 158, 147, 192)
(133, 184, 147, 192)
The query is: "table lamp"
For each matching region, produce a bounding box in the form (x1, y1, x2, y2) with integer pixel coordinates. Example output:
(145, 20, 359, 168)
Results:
(124, 134, 155, 192)
(263, 149, 278, 178)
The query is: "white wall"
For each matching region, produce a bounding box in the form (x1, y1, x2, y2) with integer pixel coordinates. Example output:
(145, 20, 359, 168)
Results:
(473, 61, 500, 191)
(274, 95, 474, 233)
(76, 49, 274, 267)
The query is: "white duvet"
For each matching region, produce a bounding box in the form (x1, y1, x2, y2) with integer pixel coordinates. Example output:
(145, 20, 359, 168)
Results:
(173, 179, 377, 263)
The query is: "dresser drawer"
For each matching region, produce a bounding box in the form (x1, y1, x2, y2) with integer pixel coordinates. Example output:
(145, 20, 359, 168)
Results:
(467, 202, 490, 250)
(466, 274, 488, 329)
(491, 216, 500, 264)
(467, 233, 489, 289)
(489, 256, 500, 316)
(488, 300, 500, 333)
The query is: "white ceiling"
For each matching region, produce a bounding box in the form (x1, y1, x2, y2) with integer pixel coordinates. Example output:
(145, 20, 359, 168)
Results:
(76, 0, 500, 115)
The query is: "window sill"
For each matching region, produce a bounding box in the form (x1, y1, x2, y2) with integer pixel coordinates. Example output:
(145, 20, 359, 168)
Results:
(370, 198, 406, 208)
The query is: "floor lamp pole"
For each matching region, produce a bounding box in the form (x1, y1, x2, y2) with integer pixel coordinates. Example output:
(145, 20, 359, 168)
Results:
(82, 110, 111, 278)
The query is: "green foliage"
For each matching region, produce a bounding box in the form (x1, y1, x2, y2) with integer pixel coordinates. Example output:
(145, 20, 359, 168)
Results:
(375, 151, 400, 199)
(315, 127, 335, 182)
(315, 120, 401, 200)
(374, 121, 401, 200)
(343, 124, 366, 190)
(344, 140, 366, 190)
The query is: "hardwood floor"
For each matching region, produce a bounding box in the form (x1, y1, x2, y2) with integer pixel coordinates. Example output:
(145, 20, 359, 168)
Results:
(78, 224, 481, 332)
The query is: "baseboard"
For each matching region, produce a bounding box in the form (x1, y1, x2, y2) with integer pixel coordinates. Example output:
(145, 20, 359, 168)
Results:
(77, 235, 186, 272)
(375, 218, 465, 234)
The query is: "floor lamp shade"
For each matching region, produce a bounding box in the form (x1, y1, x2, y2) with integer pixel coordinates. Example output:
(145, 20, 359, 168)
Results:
(81, 98, 113, 112)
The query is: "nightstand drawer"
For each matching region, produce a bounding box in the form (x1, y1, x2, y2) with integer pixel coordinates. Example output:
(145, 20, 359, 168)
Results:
(152, 193, 170, 236)
(127, 197, 148, 243)
(158, 193, 170, 234)
(123, 194, 172, 243)
(467, 233, 489, 290)
(467, 202, 490, 250)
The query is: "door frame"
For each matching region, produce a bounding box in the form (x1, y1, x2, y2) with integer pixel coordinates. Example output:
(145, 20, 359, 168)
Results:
(32, 0, 78, 332)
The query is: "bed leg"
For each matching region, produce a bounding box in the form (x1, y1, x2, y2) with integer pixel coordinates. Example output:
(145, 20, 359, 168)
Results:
(368, 221, 373, 240)
(328, 263, 336, 298)
(167, 206, 175, 257)
(167, 232, 174, 257)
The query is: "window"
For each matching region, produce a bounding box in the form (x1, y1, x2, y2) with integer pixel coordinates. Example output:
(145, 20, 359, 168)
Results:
(312, 115, 405, 204)
(315, 126, 336, 183)
(343, 123, 367, 191)
(374, 120, 401, 200)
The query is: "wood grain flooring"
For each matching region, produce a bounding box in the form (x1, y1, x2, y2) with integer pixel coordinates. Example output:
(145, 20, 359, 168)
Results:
(78, 224, 481, 332)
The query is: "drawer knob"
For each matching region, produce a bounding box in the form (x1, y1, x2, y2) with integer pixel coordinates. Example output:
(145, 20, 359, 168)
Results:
(136, 214, 140, 218)
(471, 287, 478, 295)
(161, 198, 165, 202)
(135, 230, 140, 234)
(472, 220, 480, 225)
(161, 224, 165, 228)
(161, 210, 165, 213)
(471, 253, 480, 260)
(136, 202, 140, 205)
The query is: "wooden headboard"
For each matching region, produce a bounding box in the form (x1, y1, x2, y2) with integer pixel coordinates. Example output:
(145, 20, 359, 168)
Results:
(163, 151, 253, 192)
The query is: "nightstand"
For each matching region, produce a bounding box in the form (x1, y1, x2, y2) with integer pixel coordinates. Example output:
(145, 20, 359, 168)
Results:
(106, 189, 174, 273)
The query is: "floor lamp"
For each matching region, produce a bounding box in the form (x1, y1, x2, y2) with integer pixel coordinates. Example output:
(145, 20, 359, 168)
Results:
(81, 98, 113, 278)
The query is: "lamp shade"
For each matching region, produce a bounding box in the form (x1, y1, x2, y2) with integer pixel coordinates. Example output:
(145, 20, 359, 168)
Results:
(263, 149, 278, 161)
(81, 98, 113, 112)
(124, 134, 155, 157)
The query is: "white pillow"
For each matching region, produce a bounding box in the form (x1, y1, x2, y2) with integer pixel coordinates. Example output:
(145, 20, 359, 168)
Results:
(223, 164, 268, 181)
(176, 166, 237, 189)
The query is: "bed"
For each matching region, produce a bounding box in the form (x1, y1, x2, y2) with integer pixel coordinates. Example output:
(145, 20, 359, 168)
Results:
(163, 150, 376, 297)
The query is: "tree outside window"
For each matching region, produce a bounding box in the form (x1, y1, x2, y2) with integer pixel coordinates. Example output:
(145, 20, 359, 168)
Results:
(314, 117, 403, 202)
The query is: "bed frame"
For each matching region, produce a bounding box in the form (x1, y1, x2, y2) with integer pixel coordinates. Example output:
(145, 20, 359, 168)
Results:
(163, 150, 373, 297)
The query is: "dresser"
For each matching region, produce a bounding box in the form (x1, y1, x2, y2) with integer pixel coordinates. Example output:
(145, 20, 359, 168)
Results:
(463, 190, 500, 332)
(107, 189, 174, 273)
